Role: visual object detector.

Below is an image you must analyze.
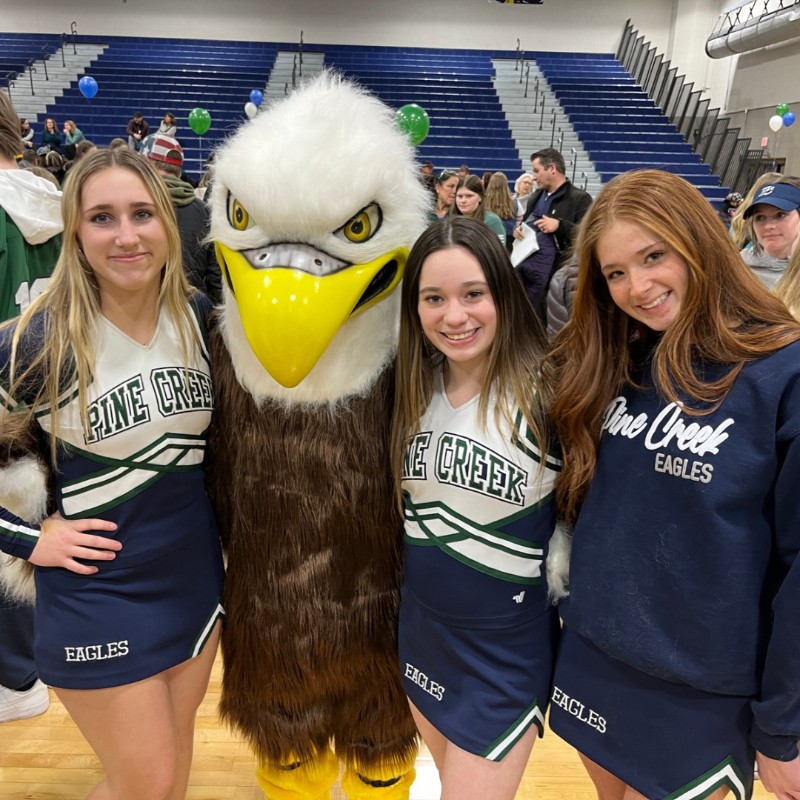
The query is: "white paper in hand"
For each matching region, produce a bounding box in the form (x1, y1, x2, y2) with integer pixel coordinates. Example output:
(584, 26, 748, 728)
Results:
(510, 223, 540, 267)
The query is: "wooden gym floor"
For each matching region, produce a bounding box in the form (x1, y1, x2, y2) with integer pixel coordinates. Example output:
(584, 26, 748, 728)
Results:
(0, 652, 772, 799)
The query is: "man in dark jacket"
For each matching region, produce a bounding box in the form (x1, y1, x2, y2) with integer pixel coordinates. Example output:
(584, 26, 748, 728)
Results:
(126, 112, 150, 152)
(513, 148, 592, 311)
(140, 134, 222, 304)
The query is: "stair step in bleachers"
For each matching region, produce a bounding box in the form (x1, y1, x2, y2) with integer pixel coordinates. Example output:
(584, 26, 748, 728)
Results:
(491, 58, 603, 195)
(591, 147, 696, 160)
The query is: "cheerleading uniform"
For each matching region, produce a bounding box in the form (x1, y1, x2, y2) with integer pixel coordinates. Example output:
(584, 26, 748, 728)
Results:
(0, 301, 224, 689)
(399, 372, 561, 760)
(550, 341, 800, 799)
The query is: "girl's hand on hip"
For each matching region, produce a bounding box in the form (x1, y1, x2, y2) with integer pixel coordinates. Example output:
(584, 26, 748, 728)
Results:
(29, 511, 120, 574)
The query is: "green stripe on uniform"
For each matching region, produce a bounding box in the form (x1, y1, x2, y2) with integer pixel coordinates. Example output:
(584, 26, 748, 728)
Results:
(481, 699, 544, 761)
(664, 755, 748, 800)
(191, 602, 225, 658)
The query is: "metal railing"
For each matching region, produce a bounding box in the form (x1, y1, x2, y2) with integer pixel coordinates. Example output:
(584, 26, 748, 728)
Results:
(3, 21, 82, 90)
(617, 19, 755, 194)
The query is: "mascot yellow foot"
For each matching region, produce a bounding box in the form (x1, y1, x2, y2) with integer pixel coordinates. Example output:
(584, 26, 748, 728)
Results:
(255, 748, 339, 800)
(255, 750, 416, 800)
(341, 757, 416, 800)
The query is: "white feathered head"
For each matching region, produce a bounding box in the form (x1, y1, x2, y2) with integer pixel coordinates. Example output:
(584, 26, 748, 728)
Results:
(209, 72, 430, 404)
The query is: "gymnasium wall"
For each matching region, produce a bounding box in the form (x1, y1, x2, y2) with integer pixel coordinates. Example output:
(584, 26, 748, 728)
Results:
(725, 39, 800, 175)
(1, 0, 675, 57)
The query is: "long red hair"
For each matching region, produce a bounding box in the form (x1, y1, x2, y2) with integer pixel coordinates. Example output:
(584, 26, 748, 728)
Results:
(547, 170, 800, 523)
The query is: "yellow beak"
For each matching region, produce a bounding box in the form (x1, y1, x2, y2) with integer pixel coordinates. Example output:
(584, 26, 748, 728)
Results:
(216, 242, 407, 388)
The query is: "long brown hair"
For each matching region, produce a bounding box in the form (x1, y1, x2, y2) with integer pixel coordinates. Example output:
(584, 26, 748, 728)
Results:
(0, 91, 22, 160)
(549, 169, 800, 523)
(4, 148, 197, 461)
(453, 175, 490, 223)
(391, 216, 552, 508)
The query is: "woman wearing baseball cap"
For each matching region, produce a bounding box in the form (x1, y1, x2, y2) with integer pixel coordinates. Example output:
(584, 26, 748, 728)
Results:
(740, 177, 800, 290)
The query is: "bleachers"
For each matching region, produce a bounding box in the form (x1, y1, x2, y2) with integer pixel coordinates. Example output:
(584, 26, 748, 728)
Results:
(545, 54, 729, 201)
(29, 37, 526, 178)
(323, 45, 522, 176)
(532, 51, 728, 203)
(36, 37, 280, 175)
(0, 32, 62, 83)
(2, 33, 733, 198)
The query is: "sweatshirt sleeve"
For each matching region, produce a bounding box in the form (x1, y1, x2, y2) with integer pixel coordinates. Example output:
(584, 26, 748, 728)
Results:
(0, 508, 39, 560)
(0, 322, 47, 561)
(750, 373, 800, 760)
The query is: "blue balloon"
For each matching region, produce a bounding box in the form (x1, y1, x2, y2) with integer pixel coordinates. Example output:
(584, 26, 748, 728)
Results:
(249, 89, 264, 107)
(783, 111, 796, 128)
(78, 75, 98, 99)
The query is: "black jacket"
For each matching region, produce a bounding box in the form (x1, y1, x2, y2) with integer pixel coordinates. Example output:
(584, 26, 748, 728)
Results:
(162, 174, 223, 304)
(174, 201, 222, 304)
(523, 179, 592, 268)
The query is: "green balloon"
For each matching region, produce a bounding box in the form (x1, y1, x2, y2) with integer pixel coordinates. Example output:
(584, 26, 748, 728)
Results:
(395, 104, 430, 146)
(776, 103, 790, 117)
(188, 107, 212, 136)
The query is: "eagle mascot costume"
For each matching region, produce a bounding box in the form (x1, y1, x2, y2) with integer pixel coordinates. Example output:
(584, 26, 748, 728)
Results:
(205, 73, 430, 800)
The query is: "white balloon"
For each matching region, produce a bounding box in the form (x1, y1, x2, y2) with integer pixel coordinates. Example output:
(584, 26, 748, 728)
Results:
(769, 114, 784, 132)
(244, 102, 258, 119)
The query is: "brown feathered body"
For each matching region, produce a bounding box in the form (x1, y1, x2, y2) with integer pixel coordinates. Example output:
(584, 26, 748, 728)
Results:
(208, 329, 416, 769)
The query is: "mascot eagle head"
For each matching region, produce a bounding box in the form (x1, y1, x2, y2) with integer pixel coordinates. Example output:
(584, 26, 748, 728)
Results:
(209, 72, 430, 404)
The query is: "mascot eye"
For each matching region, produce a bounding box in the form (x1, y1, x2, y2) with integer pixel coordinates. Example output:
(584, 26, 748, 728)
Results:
(227, 194, 254, 231)
(335, 203, 382, 244)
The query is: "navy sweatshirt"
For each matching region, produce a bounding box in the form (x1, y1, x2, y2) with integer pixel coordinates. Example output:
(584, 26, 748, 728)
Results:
(561, 340, 800, 761)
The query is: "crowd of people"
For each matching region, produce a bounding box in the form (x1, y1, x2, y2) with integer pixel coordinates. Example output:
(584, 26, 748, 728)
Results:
(2, 83, 800, 800)
(425, 148, 592, 320)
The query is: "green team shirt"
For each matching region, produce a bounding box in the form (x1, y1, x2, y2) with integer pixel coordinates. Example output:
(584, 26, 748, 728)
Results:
(0, 207, 61, 323)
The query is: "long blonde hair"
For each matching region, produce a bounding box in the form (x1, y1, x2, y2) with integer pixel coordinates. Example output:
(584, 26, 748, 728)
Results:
(484, 172, 515, 220)
(548, 170, 800, 524)
(4, 148, 197, 460)
(391, 217, 552, 508)
(730, 171, 783, 249)
(775, 240, 800, 318)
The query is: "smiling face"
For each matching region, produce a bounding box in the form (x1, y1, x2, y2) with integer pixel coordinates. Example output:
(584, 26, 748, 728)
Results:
(417, 245, 497, 377)
(78, 167, 168, 308)
(596, 219, 689, 332)
(751, 204, 800, 259)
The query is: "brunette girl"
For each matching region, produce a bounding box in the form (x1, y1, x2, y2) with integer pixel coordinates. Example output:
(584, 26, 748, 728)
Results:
(453, 174, 507, 244)
(392, 216, 561, 800)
